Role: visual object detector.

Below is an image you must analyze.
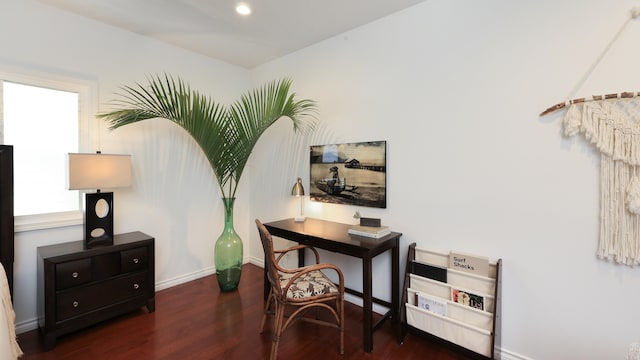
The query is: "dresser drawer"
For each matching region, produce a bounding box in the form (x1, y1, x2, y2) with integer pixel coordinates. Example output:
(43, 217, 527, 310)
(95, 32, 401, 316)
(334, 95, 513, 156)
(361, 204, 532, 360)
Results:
(56, 259, 92, 290)
(56, 271, 149, 321)
(121, 247, 148, 273)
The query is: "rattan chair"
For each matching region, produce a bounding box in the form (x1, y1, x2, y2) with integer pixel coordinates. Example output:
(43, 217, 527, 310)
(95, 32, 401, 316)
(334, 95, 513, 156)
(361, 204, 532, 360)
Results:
(255, 219, 345, 360)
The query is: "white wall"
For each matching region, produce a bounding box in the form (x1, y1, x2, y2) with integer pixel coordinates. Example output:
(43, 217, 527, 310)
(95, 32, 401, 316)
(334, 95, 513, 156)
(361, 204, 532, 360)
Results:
(248, 1, 640, 359)
(4, 0, 640, 359)
(1, 0, 250, 337)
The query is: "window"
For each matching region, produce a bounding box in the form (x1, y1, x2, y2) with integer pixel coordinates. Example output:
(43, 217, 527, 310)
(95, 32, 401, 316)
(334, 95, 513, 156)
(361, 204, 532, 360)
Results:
(0, 71, 94, 231)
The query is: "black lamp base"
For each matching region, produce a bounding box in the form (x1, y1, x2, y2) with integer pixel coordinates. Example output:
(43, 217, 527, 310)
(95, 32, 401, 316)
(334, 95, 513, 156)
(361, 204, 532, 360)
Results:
(84, 192, 114, 249)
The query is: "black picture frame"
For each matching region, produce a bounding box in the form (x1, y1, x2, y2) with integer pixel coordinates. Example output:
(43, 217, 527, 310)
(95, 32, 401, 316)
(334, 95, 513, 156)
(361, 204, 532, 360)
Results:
(310, 140, 386, 208)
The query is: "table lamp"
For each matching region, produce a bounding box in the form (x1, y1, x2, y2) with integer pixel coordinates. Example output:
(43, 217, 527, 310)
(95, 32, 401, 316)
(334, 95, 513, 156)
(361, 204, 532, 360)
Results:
(291, 177, 305, 222)
(67, 152, 132, 249)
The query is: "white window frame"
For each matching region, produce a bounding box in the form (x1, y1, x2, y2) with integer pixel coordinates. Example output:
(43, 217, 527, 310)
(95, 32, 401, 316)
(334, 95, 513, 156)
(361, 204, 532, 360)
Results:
(0, 68, 98, 232)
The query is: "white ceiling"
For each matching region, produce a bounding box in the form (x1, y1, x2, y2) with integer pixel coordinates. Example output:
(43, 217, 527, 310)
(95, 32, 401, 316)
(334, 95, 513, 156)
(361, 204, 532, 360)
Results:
(39, 0, 427, 69)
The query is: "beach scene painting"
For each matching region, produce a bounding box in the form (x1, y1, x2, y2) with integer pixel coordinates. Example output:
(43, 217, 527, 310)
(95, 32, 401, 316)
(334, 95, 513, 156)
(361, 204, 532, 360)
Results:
(309, 140, 386, 208)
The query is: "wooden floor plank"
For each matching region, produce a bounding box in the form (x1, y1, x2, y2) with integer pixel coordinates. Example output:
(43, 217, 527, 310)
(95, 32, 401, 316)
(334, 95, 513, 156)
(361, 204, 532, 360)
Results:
(18, 263, 471, 359)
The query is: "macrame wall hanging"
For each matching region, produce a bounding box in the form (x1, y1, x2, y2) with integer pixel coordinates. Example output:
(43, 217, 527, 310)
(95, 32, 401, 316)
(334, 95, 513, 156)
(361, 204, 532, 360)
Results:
(541, 8, 640, 266)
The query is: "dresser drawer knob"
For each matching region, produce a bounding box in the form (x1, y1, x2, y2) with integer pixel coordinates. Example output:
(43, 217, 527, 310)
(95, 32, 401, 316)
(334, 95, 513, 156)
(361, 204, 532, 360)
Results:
(133, 283, 139, 290)
(72, 272, 79, 278)
(133, 258, 139, 264)
(72, 301, 79, 308)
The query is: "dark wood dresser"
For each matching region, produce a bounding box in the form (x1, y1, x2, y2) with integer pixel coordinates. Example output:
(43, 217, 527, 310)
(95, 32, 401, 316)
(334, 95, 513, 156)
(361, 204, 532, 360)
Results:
(37, 231, 155, 350)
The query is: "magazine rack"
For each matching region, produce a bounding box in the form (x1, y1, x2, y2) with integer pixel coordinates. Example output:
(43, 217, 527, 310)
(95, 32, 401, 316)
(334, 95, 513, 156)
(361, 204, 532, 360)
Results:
(400, 243, 502, 359)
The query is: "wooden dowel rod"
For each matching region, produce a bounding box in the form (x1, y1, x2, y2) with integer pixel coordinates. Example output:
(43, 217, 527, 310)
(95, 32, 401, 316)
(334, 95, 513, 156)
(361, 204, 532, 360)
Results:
(539, 92, 640, 116)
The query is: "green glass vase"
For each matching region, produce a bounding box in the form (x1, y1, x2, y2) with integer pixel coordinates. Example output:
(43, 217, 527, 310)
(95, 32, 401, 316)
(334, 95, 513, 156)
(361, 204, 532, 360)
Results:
(214, 197, 243, 291)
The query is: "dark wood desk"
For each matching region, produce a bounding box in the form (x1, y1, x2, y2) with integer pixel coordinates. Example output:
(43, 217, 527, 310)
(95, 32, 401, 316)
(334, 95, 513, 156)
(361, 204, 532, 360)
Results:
(264, 218, 401, 353)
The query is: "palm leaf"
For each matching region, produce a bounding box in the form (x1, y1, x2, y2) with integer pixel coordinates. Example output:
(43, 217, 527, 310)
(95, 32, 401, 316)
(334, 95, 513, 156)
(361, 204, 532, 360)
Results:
(98, 74, 317, 199)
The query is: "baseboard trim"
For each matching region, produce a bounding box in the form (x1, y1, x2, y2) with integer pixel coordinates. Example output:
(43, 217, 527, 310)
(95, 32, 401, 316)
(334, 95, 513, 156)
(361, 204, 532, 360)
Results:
(498, 347, 535, 360)
(16, 318, 38, 334)
(155, 266, 216, 291)
(248, 256, 264, 267)
(156, 257, 258, 291)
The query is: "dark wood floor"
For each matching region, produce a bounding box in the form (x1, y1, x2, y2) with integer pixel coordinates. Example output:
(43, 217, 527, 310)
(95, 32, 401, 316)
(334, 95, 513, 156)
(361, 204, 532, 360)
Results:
(17, 263, 471, 359)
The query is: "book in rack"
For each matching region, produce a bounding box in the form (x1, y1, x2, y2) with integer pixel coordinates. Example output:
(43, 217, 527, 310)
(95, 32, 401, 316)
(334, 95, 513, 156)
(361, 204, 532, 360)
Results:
(411, 261, 447, 283)
(452, 288, 484, 311)
(347, 225, 391, 238)
(416, 291, 448, 316)
(448, 251, 489, 277)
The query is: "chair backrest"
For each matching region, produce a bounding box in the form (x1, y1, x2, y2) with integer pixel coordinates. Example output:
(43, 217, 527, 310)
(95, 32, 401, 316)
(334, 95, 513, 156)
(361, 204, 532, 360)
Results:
(255, 219, 281, 296)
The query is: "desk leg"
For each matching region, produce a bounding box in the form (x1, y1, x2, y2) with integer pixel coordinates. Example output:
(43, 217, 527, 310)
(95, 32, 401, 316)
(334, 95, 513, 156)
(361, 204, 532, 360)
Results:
(363, 255, 373, 352)
(297, 247, 305, 267)
(392, 241, 400, 343)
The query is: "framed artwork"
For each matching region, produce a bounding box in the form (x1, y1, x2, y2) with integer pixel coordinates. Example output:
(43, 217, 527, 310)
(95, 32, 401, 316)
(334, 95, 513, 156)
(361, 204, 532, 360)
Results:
(309, 140, 386, 208)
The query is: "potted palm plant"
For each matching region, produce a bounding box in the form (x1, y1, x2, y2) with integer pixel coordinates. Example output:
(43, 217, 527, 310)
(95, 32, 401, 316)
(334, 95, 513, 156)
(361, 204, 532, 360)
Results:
(99, 74, 317, 291)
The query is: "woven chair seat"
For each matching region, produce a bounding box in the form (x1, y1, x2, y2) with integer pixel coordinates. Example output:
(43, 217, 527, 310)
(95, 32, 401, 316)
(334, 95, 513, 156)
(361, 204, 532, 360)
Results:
(280, 270, 338, 299)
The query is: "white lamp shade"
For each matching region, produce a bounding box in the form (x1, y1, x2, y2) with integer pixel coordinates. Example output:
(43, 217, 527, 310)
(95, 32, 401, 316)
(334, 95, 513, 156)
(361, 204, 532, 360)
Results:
(67, 153, 132, 190)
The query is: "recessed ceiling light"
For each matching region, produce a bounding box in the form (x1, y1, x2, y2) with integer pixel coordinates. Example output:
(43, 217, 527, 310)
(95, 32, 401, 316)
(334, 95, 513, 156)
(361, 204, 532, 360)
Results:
(236, 4, 251, 15)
